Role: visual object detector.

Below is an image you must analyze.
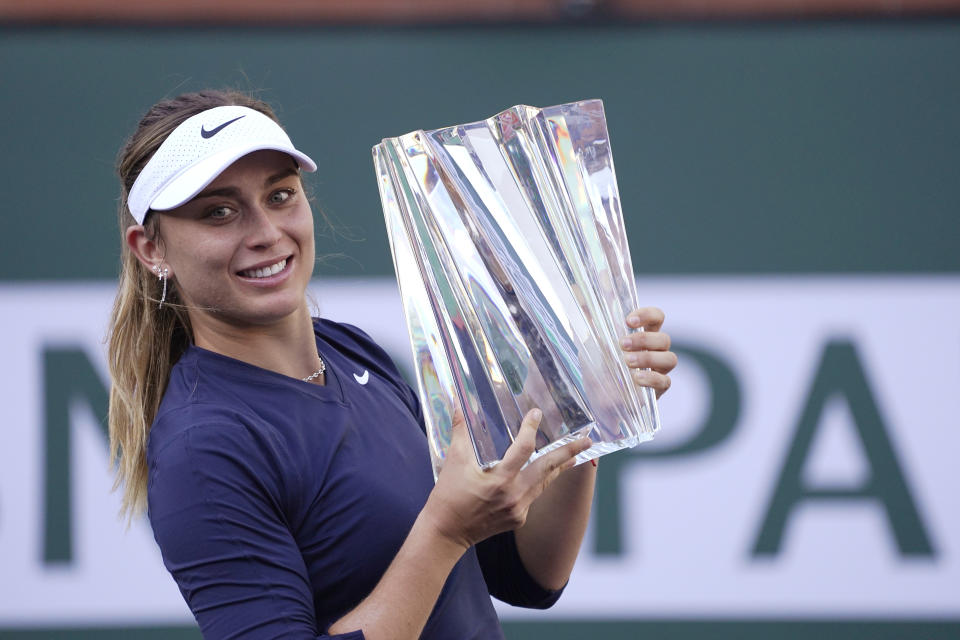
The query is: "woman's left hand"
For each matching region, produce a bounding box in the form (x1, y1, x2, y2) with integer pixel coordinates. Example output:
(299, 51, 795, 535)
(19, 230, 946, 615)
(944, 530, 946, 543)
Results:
(620, 307, 677, 398)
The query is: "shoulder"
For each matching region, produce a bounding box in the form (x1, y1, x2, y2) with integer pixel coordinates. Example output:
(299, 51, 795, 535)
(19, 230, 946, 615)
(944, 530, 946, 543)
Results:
(314, 318, 391, 364)
(147, 409, 277, 478)
(147, 351, 294, 480)
(151, 343, 315, 448)
(149, 348, 256, 455)
(314, 318, 406, 390)
(314, 317, 424, 426)
(145, 412, 295, 530)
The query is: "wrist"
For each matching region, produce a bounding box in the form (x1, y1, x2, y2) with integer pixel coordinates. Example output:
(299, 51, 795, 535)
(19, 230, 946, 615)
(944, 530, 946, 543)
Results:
(415, 499, 473, 556)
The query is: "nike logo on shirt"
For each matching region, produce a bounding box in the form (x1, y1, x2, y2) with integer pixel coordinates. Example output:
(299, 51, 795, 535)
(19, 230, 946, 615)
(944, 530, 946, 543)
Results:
(200, 115, 245, 138)
(353, 370, 370, 385)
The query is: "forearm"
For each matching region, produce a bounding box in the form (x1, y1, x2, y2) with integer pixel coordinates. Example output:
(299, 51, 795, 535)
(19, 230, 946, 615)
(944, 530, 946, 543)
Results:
(332, 406, 592, 637)
(328, 509, 467, 640)
(514, 459, 596, 590)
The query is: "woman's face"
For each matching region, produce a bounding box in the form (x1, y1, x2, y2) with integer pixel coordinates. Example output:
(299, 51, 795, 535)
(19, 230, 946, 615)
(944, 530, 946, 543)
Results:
(147, 150, 315, 333)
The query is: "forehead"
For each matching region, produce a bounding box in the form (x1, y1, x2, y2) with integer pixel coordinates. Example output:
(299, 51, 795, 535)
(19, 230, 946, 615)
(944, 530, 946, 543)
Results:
(207, 150, 300, 188)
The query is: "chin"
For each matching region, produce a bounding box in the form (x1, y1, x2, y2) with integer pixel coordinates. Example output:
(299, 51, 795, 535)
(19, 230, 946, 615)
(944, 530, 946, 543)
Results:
(209, 294, 306, 327)
(248, 299, 307, 324)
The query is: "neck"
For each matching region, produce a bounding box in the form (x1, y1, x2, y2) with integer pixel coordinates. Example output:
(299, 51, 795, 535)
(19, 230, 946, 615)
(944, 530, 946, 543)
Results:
(189, 303, 322, 383)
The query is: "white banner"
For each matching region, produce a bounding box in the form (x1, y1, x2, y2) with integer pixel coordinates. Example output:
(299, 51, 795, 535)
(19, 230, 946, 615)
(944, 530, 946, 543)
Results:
(0, 276, 956, 625)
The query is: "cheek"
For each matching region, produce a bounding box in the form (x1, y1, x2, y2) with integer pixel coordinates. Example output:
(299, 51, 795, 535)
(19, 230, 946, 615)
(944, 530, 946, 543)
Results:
(166, 233, 234, 283)
(296, 203, 315, 235)
(292, 206, 316, 253)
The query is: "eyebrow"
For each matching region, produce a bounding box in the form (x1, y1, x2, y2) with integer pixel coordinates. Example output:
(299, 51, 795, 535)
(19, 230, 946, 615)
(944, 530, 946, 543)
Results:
(267, 167, 300, 185)
(193, 166, 300, 200)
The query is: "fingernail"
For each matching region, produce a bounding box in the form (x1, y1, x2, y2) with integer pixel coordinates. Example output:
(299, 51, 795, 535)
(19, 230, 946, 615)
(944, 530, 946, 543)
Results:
(627, 315, 641, 328)
(620, 336, 631, 349)
(531, 408, 542, 421)
(625, 353, 640, 366)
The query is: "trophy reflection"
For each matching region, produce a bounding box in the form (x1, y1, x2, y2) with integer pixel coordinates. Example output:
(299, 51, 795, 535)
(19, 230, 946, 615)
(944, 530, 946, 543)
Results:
(373, 99, 660, 479)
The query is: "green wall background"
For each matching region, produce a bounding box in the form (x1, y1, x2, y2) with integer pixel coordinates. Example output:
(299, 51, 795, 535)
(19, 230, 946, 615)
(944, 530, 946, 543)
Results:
(1, 20, 958, 639)
(1, 21, 958, 282)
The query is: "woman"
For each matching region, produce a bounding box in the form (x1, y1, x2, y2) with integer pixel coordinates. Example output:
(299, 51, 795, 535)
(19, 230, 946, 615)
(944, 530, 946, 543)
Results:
(108, 90, 677, 639)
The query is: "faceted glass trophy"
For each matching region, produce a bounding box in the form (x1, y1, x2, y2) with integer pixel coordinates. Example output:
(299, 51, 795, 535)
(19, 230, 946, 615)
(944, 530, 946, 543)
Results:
(372, 99, 660, 479)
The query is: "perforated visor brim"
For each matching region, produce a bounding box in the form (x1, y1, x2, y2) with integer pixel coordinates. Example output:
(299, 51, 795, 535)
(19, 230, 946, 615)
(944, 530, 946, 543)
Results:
(148, 145, 317, 213)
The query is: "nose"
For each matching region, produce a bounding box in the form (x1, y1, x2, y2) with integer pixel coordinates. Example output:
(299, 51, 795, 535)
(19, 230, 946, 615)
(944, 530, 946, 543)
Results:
(244, 203, 283, 249)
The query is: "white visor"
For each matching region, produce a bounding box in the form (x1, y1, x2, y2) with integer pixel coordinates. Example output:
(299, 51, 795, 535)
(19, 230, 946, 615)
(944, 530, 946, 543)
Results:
(127, 105, 317, 224)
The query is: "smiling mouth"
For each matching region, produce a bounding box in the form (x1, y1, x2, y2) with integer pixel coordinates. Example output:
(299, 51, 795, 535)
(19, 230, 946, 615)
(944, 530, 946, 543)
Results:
(238, 258, 288, 279)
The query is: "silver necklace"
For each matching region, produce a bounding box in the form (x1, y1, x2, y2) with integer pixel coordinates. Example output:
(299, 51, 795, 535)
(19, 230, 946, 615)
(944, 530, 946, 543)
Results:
(302, 357, 326, 383)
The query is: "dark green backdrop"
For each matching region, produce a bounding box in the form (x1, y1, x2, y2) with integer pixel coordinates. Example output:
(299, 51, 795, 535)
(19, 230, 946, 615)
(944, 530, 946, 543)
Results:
(1, 21, 958, 282)
(2, 19, 958, 639)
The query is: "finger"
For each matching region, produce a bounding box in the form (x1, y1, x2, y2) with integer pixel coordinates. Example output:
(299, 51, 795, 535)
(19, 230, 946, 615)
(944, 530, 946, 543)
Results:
(450, 402, 466, 429)
(447, 403, 467, 446)
(437, 403, 466, 470)
(626, 307, 665, 332)
(620, 330, 671, 352)
(624, 350, 678, 374)
(631, 369, 672, 398)
(523, 434, 593, 488)
(500, 408, 542, 473)
(444, 402, 483, 465)
(559, 434, 593, 465)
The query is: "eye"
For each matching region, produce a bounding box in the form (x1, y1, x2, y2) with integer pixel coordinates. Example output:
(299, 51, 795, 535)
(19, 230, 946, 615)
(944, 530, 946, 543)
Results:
(268, 188, 295, 205)
(203, 205, 236, 222)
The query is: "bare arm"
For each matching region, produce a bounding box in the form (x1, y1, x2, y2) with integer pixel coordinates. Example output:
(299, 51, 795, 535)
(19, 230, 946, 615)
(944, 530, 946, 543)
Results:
(514, 458, 596, 590)
(329, 408, 592, 640)
(514, 307, 677, 590)
(326, 510, 467, 638)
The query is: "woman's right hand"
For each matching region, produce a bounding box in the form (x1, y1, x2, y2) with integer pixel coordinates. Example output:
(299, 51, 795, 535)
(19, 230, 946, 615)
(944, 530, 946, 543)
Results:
(421, 407, 592, 551)
(331, 408, 589, 639)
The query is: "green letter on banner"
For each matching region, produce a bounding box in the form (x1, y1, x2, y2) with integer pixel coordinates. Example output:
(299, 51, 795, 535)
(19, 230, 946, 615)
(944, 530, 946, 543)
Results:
(44, 346, 110, 565)
(752, 339, 934, 557)
(594, 343, 741, 556)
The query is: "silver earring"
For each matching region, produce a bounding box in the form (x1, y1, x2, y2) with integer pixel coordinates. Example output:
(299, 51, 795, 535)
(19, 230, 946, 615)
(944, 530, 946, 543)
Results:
(153, 264, 169, 309)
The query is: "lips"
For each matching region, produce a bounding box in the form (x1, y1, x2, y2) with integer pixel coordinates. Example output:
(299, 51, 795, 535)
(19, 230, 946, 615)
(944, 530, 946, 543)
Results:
(238, 258, 288, 279)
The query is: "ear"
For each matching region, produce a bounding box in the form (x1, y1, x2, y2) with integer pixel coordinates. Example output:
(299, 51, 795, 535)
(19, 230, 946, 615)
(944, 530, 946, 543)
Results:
(126, 224, 168, 275)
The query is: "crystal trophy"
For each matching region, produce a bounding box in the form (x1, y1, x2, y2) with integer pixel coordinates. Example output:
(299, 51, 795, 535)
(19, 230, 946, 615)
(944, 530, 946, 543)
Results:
(372, 99, 660, 479)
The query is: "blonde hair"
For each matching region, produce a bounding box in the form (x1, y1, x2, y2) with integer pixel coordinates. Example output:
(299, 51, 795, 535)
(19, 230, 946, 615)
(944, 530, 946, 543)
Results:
(108, 90, 280, 519)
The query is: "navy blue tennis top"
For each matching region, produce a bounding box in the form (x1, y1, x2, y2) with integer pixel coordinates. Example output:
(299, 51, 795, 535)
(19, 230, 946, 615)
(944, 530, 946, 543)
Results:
(146, 319, 561, 639)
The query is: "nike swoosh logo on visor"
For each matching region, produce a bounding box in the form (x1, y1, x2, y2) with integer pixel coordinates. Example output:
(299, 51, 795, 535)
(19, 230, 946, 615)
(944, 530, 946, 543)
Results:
(200, 115, 245, 139)
(354, 370, 370, 385)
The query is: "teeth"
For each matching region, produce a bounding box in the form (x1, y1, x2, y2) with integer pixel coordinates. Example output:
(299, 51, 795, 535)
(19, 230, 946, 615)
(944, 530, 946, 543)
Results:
(241, 259, 286, 279)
